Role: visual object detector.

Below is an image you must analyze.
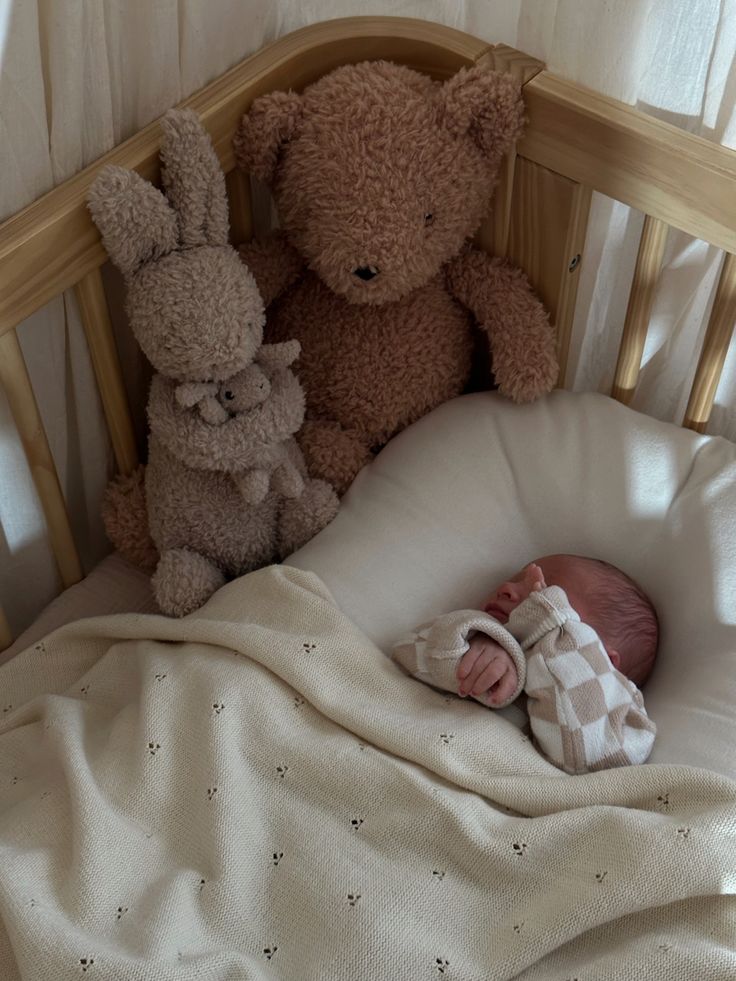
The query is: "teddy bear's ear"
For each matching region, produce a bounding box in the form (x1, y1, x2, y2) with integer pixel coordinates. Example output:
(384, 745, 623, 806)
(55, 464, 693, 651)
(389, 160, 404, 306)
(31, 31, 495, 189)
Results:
(438, 67, 525, 166)
(234, 91, 304, 184)
(87, 166, 179, 279)
(159, 109, 230, 248)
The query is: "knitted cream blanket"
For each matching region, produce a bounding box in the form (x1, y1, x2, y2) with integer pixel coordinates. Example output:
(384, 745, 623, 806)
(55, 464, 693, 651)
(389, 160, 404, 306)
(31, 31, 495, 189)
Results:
(0, 566, 733, 980)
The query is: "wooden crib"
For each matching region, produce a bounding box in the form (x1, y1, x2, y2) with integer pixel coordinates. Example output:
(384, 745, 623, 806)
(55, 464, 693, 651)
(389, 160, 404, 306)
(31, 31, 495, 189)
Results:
(1, 15, 735, 653)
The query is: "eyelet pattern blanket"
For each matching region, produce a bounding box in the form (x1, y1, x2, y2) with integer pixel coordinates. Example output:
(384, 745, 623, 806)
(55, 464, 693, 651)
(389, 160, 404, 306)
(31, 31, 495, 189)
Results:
(0, 566, 734, 979)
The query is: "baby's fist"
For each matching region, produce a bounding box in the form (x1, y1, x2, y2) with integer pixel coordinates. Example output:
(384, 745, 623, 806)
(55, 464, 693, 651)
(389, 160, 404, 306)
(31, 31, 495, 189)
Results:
(456, 635, 518, 706)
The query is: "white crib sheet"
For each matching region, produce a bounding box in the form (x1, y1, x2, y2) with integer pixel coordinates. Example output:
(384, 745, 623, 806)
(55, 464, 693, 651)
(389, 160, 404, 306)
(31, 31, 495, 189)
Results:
(288, 390, 736, 780)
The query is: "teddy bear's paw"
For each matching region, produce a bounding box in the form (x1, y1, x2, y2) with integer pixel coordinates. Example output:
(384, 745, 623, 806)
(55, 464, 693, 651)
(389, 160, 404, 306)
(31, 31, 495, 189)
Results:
(152, 548, 225, 617)
(496, 350, 559, 404)
(298, 421, 373, 496)
(277, 479, 339, 557)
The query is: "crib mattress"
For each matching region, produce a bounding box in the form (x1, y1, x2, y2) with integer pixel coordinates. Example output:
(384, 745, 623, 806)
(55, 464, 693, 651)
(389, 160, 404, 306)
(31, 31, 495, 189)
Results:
(5, 390, 736, 781)
(1, 553, 158, 666)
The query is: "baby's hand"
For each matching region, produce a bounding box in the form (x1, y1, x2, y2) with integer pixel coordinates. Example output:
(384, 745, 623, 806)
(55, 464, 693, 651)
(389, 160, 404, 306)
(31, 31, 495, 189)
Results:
(456, 635, 518, 706)
(517, 562, 547, 601)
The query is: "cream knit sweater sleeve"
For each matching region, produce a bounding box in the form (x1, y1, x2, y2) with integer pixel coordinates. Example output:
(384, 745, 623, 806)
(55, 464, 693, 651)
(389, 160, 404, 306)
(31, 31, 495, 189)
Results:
(506, 586, 656, 775)
(391, 610, 527, 708)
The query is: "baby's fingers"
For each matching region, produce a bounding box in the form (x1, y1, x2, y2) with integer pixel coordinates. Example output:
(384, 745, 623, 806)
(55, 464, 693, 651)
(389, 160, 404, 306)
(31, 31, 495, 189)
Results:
(485, 666, 518, 706)
(457, 644, 482, 681)
(469, 658, 506, 696)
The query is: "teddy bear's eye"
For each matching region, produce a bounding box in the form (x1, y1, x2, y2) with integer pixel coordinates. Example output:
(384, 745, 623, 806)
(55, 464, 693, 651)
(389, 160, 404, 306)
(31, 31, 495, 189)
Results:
(223, 391, 234, 401)
(424, 212, 434, 226)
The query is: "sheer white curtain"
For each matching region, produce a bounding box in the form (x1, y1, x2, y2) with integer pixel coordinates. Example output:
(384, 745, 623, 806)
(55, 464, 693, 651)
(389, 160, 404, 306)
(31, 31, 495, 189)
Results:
(1, 0, 734, 634)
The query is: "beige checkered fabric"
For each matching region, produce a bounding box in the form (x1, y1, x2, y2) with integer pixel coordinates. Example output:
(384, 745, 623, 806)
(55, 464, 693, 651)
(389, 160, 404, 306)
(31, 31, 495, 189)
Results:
(392, 587, 655, 774)
(507, 586, 656, 774)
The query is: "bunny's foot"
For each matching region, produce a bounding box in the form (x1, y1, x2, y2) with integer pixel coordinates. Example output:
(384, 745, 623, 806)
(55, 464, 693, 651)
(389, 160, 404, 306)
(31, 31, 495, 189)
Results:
(152, 548, 225, 617)
(277, 479, 339, 557)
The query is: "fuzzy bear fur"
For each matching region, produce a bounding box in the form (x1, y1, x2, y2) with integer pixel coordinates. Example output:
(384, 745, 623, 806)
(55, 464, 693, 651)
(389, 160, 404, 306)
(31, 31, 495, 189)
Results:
(235, 61, 559, 494)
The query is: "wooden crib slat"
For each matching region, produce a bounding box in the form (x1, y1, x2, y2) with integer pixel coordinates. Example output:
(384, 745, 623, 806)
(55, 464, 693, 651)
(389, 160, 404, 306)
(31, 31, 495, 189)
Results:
(225, 169, 254, 246)
(683, 251, 736, 433)
(0, 605, 11, 652)
(611, 216, 669, 405)
(521, 72, 736, 255)
(506, 157, 592, 388)
(475, 152, 516, 259)
(74, 269, 138, 476)
(0, 330, 83, 588)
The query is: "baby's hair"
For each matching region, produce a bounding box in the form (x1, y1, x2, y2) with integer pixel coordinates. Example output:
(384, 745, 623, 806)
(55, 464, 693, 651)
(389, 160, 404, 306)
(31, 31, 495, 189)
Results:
(570, 556, 659, 687)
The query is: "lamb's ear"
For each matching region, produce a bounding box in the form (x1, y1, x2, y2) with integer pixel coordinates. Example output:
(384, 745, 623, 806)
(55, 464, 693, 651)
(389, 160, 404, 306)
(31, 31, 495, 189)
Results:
(159, 108, 230, 248)
(87, 166, 179, 279)
(438, 67, 525, 168)
(234, 90, 303, 184)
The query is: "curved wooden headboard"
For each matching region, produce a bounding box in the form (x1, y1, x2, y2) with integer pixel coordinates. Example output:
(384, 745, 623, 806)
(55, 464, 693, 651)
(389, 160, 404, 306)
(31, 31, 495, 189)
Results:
(1, 16, 735, 649)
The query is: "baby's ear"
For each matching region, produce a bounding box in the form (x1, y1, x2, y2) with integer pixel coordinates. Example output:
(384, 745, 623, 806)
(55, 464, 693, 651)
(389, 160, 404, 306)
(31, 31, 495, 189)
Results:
(234, 90, 304, 184)
(438, 67, 525, 167)
(87, 166, 179, 279)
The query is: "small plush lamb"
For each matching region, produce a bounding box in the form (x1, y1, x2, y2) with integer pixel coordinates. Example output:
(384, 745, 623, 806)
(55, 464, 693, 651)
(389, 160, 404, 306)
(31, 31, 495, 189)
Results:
(174, 340, 305, 505)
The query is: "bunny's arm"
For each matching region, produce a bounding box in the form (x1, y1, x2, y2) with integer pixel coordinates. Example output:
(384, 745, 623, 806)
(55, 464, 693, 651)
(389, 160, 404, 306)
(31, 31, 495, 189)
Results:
(238, 231, 304, 306)
(256, 339, 301, 372)
(445, 248, 559, 403)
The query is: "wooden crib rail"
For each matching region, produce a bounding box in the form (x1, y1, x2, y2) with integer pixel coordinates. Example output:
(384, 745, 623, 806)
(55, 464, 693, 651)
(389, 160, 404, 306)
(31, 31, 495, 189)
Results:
(1, 16, 736, 651)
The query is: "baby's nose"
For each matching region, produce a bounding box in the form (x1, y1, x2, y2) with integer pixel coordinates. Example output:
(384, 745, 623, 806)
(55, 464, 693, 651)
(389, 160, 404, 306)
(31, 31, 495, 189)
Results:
(498, 581, 522, 601)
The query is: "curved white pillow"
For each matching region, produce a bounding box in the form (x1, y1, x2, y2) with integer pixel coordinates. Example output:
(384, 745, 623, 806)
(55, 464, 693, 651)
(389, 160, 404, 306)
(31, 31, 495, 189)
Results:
(288, 391, 736, 779)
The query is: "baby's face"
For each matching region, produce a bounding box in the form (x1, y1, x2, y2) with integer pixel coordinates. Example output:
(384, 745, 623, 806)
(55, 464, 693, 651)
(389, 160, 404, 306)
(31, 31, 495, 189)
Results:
(482, 554, 622, 671)
(483, 555, 594, 627)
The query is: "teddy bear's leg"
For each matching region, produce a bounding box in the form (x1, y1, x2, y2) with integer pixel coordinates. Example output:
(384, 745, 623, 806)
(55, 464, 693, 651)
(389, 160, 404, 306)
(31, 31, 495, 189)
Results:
(152, 547, 226, 617)
(277, 479, 339, 557)
(232, 470, 271, 505)
(101, 465, 159, 572)
(297, 420, 373, 496)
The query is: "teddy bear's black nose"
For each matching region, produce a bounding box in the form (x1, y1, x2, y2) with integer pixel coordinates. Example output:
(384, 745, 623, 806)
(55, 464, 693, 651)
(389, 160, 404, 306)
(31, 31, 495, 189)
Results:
(353, 265, 379, 281)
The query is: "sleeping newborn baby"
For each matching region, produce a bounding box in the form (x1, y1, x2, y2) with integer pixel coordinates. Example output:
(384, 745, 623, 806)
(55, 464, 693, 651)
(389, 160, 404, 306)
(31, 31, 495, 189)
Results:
(392, 554, 658, 775)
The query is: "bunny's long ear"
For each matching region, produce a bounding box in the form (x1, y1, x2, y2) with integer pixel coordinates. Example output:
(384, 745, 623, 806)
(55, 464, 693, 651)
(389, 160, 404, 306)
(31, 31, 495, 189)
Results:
(159, 108, 230, 248)
(87, 166, 179, 279)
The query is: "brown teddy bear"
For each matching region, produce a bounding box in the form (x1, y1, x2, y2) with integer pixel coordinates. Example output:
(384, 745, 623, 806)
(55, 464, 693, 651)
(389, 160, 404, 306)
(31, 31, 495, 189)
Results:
(234, 60, 559, 495)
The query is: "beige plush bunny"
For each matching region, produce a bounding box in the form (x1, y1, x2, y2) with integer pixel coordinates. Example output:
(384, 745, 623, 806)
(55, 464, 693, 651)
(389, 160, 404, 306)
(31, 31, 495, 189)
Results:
(88, 109, 338, 616)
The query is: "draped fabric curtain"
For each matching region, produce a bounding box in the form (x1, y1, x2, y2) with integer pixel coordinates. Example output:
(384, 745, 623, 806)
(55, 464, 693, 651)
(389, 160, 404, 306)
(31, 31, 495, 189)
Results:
(1, 0, 735, 634)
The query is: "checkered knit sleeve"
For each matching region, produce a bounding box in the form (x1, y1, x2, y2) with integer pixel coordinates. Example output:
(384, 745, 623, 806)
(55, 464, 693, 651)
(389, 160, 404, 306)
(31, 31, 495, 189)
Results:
(391, 610, 527, 708)
(506, 587, 656, 775)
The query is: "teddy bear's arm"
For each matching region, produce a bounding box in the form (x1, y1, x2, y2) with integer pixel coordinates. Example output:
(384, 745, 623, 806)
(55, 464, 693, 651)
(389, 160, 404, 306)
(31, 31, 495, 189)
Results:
(238, 231, 304, 306)
(446, 249, 559, 403)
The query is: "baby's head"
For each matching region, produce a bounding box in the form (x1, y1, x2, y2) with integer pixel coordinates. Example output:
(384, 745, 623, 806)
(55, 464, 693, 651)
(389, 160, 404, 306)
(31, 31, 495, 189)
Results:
(484, 554, 659, 687)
